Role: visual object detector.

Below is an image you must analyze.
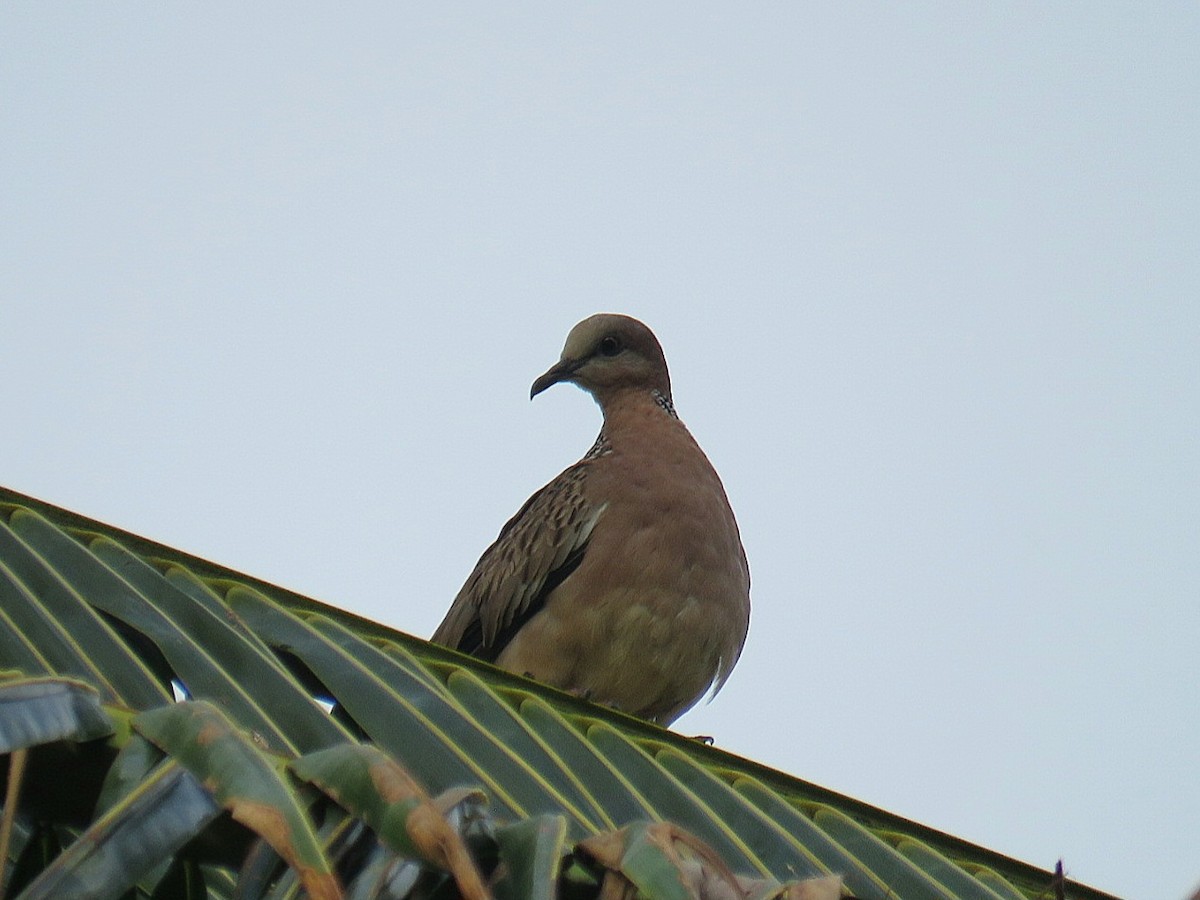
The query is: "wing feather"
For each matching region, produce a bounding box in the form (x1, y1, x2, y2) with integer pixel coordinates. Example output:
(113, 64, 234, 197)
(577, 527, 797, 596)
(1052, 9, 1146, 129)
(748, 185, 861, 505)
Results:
(432, 460, 602, 661)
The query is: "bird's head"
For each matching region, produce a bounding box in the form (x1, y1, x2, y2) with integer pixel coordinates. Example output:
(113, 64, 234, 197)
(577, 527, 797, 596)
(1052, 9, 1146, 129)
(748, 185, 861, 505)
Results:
(530, 314, 672, 406)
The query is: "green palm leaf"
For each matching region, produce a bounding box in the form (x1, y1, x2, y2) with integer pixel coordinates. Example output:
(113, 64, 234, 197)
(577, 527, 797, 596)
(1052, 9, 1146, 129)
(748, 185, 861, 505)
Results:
(0, 488, 1117, 900)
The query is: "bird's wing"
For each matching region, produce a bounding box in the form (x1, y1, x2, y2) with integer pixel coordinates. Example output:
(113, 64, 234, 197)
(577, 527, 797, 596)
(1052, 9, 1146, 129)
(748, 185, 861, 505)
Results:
(432, 459, 604, 661)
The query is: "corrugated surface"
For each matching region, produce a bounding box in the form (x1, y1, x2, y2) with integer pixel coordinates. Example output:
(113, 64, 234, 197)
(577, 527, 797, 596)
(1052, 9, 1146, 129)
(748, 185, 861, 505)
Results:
(0, 486, 1119, 900)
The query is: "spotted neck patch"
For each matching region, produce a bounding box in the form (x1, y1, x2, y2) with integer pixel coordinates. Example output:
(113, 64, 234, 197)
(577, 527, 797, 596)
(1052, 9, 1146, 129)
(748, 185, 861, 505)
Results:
(584, 433, 612, 459)
(652, 389, 678, 418)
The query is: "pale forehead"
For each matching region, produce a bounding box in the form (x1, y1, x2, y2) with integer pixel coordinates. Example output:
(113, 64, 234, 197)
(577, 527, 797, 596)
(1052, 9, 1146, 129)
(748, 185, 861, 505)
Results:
(560, 313, 645, 358)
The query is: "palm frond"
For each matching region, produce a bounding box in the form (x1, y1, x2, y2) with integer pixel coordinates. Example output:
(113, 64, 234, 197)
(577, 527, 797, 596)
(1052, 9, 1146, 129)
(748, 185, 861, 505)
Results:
(0, 489, 1116, 900)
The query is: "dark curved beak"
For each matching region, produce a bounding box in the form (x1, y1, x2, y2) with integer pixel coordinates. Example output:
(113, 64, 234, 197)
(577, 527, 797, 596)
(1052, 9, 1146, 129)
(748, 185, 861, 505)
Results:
(530, 358, 580, 399)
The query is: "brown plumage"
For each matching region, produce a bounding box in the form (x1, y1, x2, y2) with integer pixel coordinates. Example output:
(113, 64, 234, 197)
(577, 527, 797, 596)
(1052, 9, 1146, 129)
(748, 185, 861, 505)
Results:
(432, 314, 750, 726)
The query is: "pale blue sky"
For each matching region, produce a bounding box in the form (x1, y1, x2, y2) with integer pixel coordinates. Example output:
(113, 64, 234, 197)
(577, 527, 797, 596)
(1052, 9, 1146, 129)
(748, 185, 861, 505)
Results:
(3, 6, 1197, 898)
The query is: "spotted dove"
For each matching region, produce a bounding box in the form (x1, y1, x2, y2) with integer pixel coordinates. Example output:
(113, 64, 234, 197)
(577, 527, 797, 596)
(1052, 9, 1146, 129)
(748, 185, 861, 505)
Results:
(432, 314, 750, 726)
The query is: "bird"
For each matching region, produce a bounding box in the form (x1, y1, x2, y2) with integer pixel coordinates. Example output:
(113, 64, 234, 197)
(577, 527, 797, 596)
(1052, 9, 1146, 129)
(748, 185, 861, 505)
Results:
(432, 313, 750, 726)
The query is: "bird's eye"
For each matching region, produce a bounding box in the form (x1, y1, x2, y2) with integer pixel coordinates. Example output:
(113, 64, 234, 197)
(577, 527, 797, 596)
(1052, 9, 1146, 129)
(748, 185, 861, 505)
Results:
(598, 336, 623, 357)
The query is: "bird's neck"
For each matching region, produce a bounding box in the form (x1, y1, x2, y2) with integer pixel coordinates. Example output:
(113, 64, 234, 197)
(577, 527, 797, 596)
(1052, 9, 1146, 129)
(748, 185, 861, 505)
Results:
(592, 388, 682, 452)
(598, 385, 678, 422)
